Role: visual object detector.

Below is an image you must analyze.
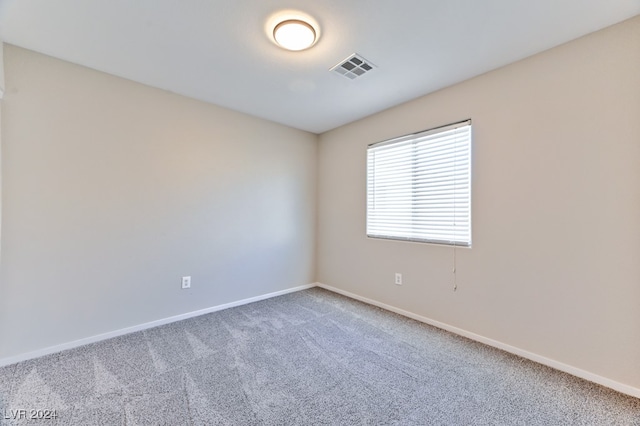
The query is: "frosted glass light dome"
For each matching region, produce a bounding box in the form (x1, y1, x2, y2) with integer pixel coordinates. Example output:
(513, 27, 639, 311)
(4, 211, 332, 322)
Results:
(273, 20, 316, 51)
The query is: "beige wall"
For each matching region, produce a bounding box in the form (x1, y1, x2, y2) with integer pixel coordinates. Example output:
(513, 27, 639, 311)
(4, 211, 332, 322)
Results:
(0, 41, 4, 98)
(0, 45, 317, 359)
(318, 16, 640, 388)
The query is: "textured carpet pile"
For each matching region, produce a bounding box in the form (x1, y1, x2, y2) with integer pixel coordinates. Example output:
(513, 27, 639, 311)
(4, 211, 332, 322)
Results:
(0, 287, 638, 425)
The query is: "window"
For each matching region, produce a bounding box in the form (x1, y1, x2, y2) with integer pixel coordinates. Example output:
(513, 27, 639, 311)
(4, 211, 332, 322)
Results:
(366, 120, 472, 246)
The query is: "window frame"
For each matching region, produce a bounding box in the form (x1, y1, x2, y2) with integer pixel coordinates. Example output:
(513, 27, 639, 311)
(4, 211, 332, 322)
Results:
(366, 119, 472, 247)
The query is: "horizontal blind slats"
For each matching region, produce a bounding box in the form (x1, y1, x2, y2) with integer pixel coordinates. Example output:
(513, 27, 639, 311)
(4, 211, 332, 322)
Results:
(367, 122, 471, 245)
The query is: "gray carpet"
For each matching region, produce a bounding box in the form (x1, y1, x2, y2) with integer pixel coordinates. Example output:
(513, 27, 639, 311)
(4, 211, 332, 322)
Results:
(0, 287, 638, 425)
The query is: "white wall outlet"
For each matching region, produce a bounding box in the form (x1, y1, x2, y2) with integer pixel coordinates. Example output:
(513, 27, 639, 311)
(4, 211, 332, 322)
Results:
(395, 273, 402, 285)
(181, 276, 191, 289)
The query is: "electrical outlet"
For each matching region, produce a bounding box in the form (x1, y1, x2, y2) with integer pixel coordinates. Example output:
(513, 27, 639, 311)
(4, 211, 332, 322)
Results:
(395, 273, 402, 285)
(181, 276, 191, 289)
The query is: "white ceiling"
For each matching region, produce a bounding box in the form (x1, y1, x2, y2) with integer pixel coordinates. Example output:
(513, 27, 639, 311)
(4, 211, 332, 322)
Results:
(1, 1, 638, 134)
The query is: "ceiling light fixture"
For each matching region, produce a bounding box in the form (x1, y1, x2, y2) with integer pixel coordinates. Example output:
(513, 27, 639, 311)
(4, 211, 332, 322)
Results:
(272, 19, 317, 51)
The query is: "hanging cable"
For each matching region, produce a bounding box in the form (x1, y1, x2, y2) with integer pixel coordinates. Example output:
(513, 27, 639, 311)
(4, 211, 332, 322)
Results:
(453, 245, 457, 291)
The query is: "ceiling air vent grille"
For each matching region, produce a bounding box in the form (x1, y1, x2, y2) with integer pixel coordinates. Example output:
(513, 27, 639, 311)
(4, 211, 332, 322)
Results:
(330, 53, 376, 80)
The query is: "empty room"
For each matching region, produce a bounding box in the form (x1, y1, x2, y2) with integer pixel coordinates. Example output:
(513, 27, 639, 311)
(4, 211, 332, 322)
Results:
(0, 0, 639, 424)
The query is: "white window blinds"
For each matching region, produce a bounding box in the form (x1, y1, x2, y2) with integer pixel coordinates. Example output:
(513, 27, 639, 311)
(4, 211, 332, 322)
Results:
(367, 120, 472, 246)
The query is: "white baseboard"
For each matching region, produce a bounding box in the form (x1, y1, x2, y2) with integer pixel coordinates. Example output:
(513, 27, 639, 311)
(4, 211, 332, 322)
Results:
(0, 283, 316, 368)
(316, 282, 640, 399)
(4, 281, 638, 399)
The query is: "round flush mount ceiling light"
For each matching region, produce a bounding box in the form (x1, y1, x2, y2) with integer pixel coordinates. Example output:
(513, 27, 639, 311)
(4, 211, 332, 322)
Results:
(266, 11, 320, 51)
(270, 16, 319, 51)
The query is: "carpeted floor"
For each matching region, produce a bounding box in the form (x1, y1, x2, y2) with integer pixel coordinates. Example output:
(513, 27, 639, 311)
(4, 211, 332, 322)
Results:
(0, 287, 638, 425)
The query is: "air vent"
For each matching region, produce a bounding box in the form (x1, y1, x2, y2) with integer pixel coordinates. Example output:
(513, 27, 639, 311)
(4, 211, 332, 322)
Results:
(330, 53, 376, 80)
